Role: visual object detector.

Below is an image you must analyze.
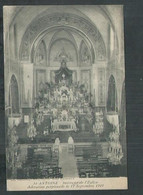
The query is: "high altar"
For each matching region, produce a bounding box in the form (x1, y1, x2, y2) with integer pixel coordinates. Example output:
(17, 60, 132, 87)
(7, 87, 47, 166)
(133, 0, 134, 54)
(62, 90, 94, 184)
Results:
(34, 59, 94, 132)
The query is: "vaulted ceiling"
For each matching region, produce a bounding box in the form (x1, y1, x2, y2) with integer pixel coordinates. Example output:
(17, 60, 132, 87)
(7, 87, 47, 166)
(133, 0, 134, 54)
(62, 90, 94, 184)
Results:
(4, 5, 124, 67)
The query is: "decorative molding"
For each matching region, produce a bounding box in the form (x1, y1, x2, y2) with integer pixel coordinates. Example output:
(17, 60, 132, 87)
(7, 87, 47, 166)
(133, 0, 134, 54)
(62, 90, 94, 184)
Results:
(20, 13, 106, 62)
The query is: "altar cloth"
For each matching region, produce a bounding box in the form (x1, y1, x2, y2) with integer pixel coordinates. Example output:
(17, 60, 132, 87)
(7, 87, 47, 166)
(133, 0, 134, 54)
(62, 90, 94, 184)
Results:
(52, 119, 77, 132)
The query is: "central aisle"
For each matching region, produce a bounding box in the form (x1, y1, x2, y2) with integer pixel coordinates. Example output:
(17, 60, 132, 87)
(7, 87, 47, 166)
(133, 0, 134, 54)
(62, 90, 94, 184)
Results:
(59, 144, 79, 178)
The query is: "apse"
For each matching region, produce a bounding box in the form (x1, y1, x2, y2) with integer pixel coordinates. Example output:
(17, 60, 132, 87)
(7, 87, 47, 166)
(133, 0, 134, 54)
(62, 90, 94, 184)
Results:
(49, 39, 77, 67)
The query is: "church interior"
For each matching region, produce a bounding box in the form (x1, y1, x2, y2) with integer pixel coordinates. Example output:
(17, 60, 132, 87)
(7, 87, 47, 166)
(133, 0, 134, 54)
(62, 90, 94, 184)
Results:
(4, 5, 126, 179)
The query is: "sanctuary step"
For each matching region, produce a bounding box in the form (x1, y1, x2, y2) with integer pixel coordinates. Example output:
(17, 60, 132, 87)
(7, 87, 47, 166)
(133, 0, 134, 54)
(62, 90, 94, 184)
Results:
(40, 131, 96, 143)
(18, 130, 97, 144)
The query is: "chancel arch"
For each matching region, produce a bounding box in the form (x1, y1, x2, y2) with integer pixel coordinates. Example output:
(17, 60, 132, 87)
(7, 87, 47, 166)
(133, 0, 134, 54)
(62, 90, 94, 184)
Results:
(30, 26, 96, 65)
(9, 74, 19, 114)
(107, 75, 118, 112)
(19, 13, 106, 62)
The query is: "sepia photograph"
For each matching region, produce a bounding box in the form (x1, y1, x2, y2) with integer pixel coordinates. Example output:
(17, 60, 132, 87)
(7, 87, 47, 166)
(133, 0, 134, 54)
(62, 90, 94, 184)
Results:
(3, 5, 127, 190)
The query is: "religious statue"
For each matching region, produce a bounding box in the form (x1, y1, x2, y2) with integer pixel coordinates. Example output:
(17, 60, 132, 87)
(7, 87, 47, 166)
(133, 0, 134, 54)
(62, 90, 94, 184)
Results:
(55, 59, 73, 85)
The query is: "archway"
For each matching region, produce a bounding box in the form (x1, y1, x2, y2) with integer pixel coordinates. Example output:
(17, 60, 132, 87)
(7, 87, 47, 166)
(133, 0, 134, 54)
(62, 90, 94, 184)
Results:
(9, 75, 19, 114)
(107, 75, 118, 112)
(19, 12, 106, 62)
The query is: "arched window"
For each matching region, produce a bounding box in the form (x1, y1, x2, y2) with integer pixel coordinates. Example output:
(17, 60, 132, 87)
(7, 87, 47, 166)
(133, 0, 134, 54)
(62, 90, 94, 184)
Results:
(9, 75, 19, 114)
(107, 75, 118, 112)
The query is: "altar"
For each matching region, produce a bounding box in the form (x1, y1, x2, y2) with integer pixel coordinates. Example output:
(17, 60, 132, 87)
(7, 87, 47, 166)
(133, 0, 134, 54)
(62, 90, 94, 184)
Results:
(51, 119, 77, 132)
(34, 58, 94, 133)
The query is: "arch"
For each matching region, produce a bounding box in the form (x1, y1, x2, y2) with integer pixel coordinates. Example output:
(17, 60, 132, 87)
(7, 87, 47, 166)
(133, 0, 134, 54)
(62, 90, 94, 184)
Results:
(9, 75, 19, 114)
(49, 29, 78, 46)
(31, 26, 95, 64)
(19, 13, 106, 62)
(107, 75, 118, 112)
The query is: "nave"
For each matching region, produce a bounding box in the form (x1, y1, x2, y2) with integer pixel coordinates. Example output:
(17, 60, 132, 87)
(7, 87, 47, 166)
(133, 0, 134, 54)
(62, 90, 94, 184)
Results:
(7, 139, 126, 179)
(5, 6, 126, 180)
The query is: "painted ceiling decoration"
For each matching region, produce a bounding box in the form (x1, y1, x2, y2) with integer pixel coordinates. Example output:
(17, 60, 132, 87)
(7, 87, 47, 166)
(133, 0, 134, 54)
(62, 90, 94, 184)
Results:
(54, 47, 73, 63)
(79, 40, 91, 66)
(20, 13, 106, 62)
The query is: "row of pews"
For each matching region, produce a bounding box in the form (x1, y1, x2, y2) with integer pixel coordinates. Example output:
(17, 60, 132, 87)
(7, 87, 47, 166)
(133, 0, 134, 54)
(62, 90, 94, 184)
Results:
(17, 146, 63, 179)
(74, 145, 111, 178)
